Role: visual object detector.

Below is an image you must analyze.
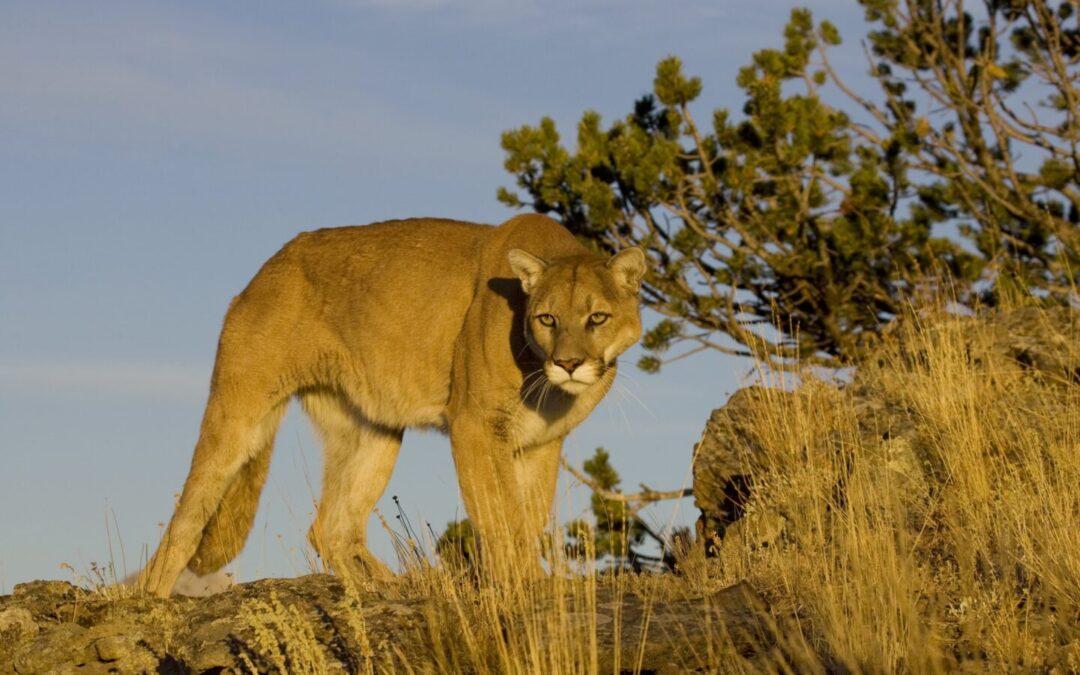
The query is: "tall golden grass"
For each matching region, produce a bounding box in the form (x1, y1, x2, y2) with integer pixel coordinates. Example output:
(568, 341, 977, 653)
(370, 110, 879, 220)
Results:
(717, 303, 1080, 672)
(237, 303, 1079, 673)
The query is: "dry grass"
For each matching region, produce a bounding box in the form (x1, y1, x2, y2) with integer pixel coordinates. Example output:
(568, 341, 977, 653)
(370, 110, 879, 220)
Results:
(238, 544, 705, 674)
(237, 303, 1080, 673)
(717, 303, 1080, 672)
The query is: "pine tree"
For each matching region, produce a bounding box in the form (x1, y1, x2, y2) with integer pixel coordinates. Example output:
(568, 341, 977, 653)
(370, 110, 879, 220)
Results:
(500, 3, 1078, 370)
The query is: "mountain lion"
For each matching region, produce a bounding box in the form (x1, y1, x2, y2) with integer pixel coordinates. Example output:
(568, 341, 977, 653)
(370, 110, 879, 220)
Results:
(139, 214, 645, 596)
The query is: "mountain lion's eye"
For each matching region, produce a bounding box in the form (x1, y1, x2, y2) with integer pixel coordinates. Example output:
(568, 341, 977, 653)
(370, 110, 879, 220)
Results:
(588, 312, 610, 326)
(536, 314, 556, 327)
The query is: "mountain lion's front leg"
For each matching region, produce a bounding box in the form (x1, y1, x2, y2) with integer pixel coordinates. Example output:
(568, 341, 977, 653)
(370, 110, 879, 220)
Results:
(449, 416, 542, 580)
(514, 438, 563, 555)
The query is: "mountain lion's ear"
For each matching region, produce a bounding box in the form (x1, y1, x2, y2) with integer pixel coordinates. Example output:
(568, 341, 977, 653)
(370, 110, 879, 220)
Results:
(508, 249, 548, 295)
(607, 248, 646, 293)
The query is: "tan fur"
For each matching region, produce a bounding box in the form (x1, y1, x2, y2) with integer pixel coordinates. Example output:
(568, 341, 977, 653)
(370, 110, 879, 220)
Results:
(138, 214, 644, 596)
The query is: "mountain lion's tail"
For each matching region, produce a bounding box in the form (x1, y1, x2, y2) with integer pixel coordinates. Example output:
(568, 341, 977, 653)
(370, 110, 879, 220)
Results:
(186, 434, 275, 575)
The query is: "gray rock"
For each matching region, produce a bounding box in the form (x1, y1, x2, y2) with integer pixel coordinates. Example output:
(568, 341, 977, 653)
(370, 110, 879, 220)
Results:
(0, 609, 37, 644)
(91, 633, 137, 662)
(11, 622, 89, 674)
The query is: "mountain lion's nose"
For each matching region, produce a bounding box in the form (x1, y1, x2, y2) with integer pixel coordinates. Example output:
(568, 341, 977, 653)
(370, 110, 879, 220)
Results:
(555, 358, 583, 374)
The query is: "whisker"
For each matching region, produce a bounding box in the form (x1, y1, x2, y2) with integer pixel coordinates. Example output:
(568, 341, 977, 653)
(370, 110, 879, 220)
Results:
(522, 366, 545, 382)
(538, 380, 554, 412)
(601, 368, 634, 431)
(520, 368, 544, 387)
(520, 369, 549, 403)
(525, 366, 546, 379)
(610, 382, 634, 432)
(609, 359, 645, 390)
(611, 380, 656, 419)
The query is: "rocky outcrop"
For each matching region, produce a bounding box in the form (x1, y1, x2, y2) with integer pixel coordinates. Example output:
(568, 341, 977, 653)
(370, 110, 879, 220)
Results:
(692, 306, 1080, 551)
(0, 574, 790, 673)
(692, 385, 788, 550)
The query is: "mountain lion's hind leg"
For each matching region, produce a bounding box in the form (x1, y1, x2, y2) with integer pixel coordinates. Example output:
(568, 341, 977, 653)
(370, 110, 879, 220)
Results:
(301, 390, 402, 581)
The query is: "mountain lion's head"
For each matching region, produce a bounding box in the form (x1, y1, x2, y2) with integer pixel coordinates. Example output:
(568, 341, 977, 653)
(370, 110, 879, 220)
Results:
(508, 247, 646, 395)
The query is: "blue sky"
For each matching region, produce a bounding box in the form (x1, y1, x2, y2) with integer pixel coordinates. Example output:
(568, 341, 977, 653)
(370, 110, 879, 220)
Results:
(0, 0, 868, 591)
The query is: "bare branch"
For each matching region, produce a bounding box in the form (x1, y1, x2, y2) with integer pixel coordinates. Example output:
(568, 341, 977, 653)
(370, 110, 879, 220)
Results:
(560, 457, 693, 511)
